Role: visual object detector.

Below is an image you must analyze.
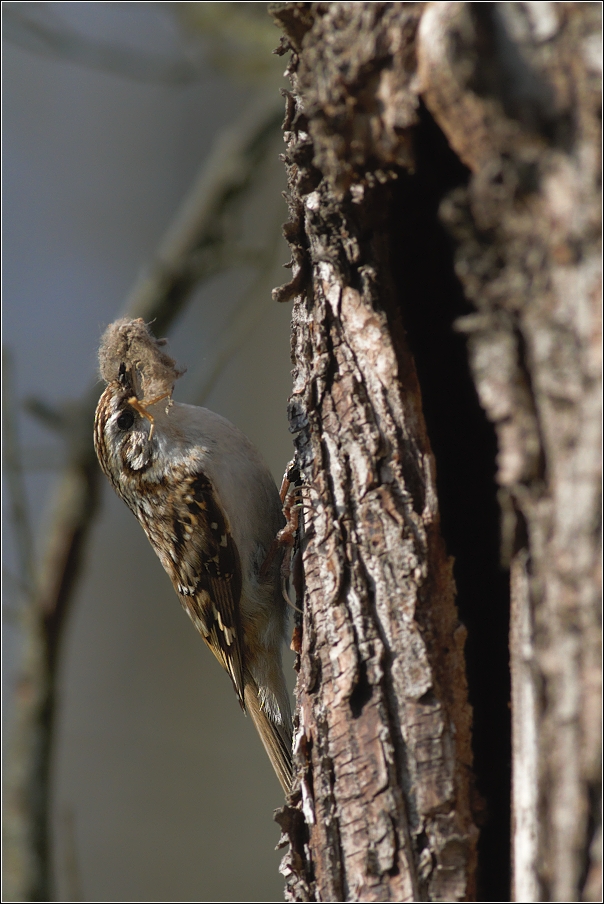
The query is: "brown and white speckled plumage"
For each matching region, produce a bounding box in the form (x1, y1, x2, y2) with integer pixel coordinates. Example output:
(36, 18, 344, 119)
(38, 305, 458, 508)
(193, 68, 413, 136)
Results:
(93, 319, 292, 792)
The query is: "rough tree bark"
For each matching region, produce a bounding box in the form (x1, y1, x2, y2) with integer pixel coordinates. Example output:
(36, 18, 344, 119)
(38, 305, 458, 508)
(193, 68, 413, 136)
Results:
(270, 3, 601, 903)
(272, 3, 478, 901)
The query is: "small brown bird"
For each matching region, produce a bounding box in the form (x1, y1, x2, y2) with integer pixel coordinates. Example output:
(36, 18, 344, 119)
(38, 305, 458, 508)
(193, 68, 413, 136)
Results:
(93, 318, 292, 792)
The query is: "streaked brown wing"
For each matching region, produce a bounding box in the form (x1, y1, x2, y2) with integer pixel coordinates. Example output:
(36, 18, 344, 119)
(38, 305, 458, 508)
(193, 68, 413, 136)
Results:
(161, 471, 245, 703)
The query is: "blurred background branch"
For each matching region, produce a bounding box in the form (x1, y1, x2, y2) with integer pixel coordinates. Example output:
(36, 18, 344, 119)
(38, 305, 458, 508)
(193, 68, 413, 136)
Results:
(3, 1, 200, 85)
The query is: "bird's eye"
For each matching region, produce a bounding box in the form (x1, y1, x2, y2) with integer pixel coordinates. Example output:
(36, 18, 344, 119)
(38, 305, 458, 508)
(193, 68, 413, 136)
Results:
(117, 409, 135, 431)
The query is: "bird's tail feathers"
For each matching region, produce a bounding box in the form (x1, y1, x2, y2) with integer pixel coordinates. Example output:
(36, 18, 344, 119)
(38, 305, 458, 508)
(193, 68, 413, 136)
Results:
(244, 682, 292, 794)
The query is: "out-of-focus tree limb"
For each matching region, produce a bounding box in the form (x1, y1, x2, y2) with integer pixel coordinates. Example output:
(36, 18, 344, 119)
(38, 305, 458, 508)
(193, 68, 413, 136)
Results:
(3, 350, 35, 596)
(3, 1, 200, 85)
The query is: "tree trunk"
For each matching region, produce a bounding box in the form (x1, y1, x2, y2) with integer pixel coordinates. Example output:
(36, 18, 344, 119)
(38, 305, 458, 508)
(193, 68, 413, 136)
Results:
(270, 3, 601, 903)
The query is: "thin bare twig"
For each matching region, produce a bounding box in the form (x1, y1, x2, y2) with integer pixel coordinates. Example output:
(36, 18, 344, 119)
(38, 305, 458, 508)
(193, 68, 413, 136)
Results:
(2, 349, 35, 596)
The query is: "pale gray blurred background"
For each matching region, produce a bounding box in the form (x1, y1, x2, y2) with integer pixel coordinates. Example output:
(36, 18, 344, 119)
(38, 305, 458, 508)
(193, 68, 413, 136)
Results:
(3, 3, 294, 900)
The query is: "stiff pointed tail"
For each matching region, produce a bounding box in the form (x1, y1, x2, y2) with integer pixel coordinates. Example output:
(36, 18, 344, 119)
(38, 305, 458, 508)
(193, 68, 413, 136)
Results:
(244, 683, 292, 794)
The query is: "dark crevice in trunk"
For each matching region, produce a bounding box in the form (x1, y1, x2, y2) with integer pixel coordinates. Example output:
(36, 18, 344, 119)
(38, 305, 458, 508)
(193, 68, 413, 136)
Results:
(390, 102, 511, 902)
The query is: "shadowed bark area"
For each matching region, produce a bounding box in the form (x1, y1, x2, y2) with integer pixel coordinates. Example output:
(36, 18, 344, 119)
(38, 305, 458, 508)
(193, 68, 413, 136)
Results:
(417, 4, 601, 900)
(271, 2, 600, 902)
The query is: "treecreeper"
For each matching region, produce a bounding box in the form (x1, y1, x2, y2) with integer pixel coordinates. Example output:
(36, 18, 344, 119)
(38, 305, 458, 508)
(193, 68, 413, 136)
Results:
(93, 317, 293, 792)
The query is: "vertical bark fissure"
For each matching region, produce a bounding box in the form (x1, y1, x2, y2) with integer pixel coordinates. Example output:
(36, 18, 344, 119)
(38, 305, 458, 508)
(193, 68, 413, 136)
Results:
(418, 3, 601, 899)
(389, 102, 512, 899)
